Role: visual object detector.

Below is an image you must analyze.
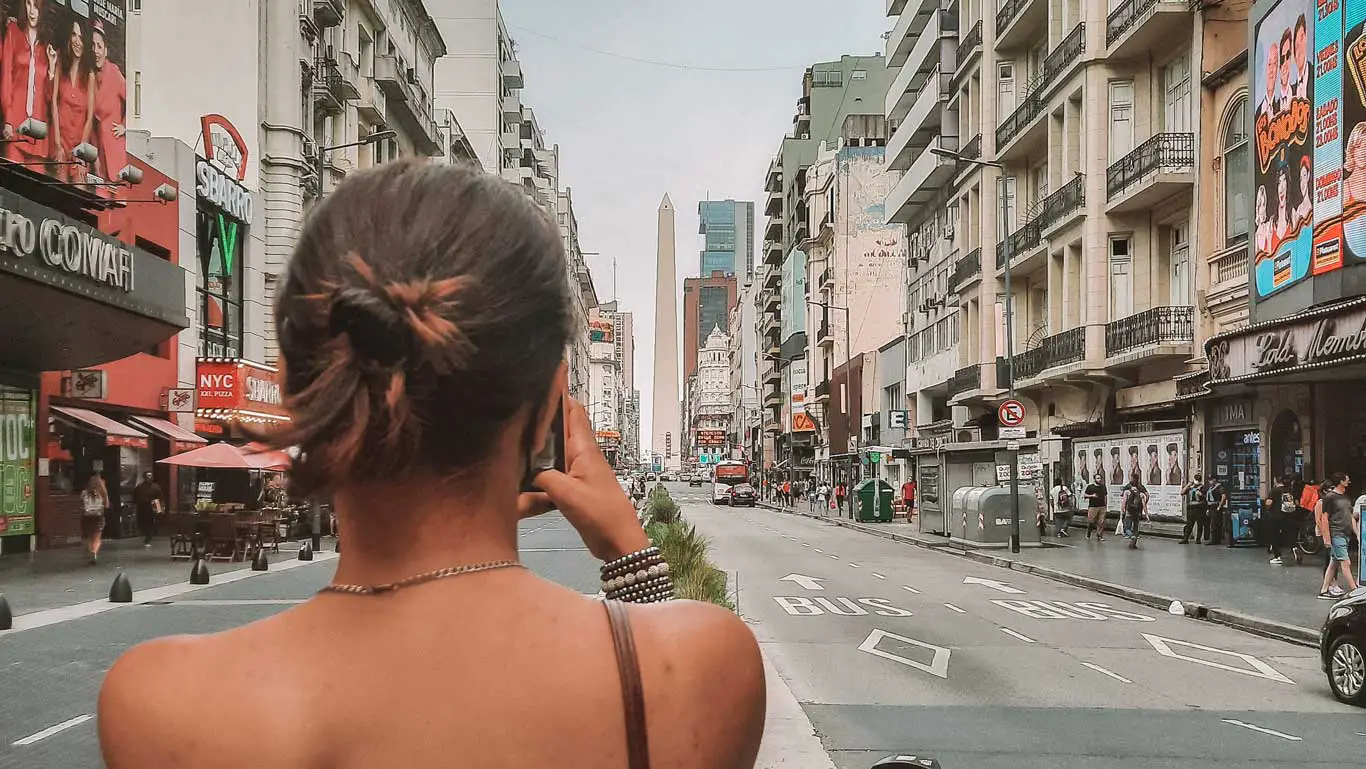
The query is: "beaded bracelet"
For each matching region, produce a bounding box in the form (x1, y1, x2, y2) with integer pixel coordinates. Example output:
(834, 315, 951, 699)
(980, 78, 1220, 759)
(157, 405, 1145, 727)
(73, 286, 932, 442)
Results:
(602, 545, 674, 603)
(601, 546, 661, 579)
(606, 574, 673, 600)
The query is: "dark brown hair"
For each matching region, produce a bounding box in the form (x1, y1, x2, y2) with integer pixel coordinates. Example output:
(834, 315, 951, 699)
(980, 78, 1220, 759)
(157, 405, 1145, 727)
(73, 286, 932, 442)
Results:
(262, 160, 571, 495)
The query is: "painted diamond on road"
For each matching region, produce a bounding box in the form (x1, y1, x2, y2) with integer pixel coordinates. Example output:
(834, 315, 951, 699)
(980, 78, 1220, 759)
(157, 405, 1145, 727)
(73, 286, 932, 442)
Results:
(857, 629, 951, 679)
(1142, 633, 1295, 684)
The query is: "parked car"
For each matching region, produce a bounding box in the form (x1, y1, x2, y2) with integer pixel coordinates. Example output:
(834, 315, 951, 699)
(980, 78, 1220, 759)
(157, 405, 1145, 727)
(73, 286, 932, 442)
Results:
(689, 474, 704, 487)
(728, 484, 757, 507)
(1322, 586, 1366, 706)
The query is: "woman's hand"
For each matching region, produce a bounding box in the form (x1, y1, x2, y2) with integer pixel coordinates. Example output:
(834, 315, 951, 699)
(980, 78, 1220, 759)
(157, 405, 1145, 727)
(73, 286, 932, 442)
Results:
(529, 398, 649, 562)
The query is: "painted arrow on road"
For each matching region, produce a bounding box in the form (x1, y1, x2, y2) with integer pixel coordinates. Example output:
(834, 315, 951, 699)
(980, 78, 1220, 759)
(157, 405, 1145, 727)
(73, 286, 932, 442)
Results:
(963, 576, 1025, 594)
(778, 573, 826, 591)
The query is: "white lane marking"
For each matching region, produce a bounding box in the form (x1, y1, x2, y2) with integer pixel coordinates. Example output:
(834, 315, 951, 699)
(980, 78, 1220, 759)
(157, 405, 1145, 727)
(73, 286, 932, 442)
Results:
(902, 586, 921, 594)
(814, 548, 823, 553)
(0, 552, 338, 637)
(1081, 662, 1133, 684)
(828, 555, 839, 560)
(146, 599, 307, 607)
(872, 573, 887, 580)
(999, 628, 1036, 644)
(1142, 634, 1295, 685)
(12, 715, 93, 746)
(801, 543, 810, 548)
(857, 629, 951, 679)
(963, 576, 1025, 594)
(777, 574, 825, 591)
(848, 562, 860, 568)
(1222, 719, 1302, 741)
(943, 603, 967, 613)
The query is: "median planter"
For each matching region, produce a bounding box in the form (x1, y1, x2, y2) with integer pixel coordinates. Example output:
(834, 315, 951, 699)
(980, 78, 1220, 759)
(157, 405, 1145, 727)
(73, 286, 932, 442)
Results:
(643, 486, 733, 610)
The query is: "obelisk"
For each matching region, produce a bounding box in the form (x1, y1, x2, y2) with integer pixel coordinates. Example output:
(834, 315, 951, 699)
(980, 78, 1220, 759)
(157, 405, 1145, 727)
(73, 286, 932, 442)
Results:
(651, 195, 680, 471)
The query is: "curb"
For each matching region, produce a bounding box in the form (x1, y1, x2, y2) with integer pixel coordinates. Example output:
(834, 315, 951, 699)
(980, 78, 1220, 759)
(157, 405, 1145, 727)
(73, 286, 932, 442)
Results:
(757, 502, 1320, 648)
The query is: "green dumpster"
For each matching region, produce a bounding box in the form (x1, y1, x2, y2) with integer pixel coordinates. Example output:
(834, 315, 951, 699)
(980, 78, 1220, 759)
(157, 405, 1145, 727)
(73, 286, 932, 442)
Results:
(855, 479, 895, 522)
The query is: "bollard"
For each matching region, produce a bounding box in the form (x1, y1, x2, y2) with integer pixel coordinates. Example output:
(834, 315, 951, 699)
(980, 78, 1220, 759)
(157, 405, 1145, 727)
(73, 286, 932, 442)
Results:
(298, 542, 313, 561)
(190, 558, 210, 585)
(0, 593, 11, 631)
(251, 547, 269, 571)
(108, 571, 133, 603)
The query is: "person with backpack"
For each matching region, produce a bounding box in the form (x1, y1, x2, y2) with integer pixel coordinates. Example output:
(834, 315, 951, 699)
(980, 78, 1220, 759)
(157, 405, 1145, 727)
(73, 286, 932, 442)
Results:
(1265, 474, 1298, 564)
(1178, 474, 1207, 544)
(1084, 473, 1109, 541)
(1051, 478, 1075, 537)
(1206, 478, 1229, 545)
(1120, 471, 1150, 550)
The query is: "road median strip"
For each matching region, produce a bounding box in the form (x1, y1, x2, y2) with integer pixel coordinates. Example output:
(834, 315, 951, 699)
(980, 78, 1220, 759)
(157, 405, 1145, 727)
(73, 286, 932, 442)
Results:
(758, 502, 1320, 648)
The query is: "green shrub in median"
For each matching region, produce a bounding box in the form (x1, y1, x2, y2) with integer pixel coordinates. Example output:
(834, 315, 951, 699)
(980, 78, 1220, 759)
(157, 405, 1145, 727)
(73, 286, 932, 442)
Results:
(646, 484, 679, 525)
(643, 489, 733, 610)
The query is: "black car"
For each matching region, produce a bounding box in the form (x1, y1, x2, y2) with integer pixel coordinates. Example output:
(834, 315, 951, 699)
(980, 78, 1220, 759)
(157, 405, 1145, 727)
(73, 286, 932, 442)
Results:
(1321, 586, 1366, 706)
(728, 484, 757, 507)
(689, 475, 704, 487)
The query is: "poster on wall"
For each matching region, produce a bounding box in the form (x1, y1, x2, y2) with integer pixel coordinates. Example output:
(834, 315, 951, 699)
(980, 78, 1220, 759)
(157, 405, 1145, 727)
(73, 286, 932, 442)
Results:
(0, 386, 36, 537)
(1313, 0, 1346, 274)
(1253, 0, 1316, 298)
(1341, 0, 1366, 262)
(1071, 431, 1188, 521)
(0, 0, 128, 195)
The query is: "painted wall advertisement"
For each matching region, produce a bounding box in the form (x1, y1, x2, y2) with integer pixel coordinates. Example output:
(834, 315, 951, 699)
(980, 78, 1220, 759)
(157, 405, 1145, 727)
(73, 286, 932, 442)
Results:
(0, 386, 36, 537)
(1071, 431, 1188, 521)
(1343, 0, 1366, 262)
(789, 356, 815, 432)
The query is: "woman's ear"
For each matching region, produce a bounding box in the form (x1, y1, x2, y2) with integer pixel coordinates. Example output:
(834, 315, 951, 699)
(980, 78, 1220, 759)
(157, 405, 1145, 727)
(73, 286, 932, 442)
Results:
(531, 361, 569, 457)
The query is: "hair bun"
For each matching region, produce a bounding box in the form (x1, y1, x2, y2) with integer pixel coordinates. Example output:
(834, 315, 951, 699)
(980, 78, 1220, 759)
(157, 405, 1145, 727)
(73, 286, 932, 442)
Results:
(327, 287, 413, 366)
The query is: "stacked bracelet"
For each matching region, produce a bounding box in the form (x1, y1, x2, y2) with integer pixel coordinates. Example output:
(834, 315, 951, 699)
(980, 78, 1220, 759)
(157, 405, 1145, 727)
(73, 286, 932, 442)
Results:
(601, 546, 674, 603)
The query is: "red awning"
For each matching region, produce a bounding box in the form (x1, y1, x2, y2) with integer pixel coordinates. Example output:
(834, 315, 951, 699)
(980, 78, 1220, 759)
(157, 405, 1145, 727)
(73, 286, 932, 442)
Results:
(50, 406, 150, 449)
(128, 415, 209, 453)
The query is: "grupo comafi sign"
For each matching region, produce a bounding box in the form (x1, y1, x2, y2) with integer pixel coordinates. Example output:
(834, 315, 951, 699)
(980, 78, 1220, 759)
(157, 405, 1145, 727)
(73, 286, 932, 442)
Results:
(0, 193, 136, 292)
(1207, 297, 1366, 382)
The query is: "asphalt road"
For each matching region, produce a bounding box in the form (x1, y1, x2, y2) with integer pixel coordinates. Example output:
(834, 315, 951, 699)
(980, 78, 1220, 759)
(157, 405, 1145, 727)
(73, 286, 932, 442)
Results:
(0, 513, 600, 768)
(673, 487, 1365, 769)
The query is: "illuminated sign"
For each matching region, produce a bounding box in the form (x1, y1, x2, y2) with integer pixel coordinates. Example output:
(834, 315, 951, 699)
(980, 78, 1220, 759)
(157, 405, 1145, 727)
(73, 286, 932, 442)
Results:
(0, 200, 135, 291)
(196, 158, 253, 225)
(200, 114, 250, 182)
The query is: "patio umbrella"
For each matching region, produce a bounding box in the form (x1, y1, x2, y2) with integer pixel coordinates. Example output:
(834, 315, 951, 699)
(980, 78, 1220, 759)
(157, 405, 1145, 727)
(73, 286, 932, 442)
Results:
(157, 442, 260, 469)
(241, 443, 292, 471)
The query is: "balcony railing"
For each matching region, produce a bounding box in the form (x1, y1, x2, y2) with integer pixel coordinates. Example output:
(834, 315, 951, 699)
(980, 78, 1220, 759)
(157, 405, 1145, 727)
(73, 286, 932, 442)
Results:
(818, 317, 831, 341)
(1106, 132, 1195, 199)
(996, 24, 1085, 149)
(959, 20, 983, 63)
(952, 247, 981, 285)
(1208, 243, 1249, 285)
(995, 219, 1041, 268)
(996, 0, 1029, 35)
(960, 133, 982, 162)
(815, 381, 831, 399)
(1106, 0, 1157, 45)
(1012, 327, 1085, 380)
(948, 365, 981, 397)
(312, 57, 348, 113)
(1104, 306, 1195, 357)
(1034, 174, 1085, 231)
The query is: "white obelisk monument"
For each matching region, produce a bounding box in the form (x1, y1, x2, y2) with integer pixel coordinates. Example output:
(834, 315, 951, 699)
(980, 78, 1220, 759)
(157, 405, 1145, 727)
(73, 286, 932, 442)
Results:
(651, 194, 680, 471)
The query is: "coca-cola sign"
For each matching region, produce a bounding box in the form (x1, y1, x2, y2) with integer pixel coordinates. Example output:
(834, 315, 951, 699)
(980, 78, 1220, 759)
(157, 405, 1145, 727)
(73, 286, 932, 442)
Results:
(1207, 300, 1366, 383)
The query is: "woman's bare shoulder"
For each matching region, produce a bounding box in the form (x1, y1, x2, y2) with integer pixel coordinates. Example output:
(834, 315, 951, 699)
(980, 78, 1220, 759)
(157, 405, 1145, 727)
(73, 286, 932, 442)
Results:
(98, 633, 223, 767)
(630, 600, 766, 768)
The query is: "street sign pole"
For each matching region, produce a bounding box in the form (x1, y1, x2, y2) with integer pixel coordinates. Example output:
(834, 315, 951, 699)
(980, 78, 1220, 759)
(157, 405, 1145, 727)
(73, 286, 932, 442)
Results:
(998, 399, 1026, 553)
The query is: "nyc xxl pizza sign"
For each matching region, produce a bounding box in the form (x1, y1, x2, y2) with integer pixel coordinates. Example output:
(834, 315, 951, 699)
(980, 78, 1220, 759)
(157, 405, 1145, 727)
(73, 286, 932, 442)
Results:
(195, 358, 287, 421)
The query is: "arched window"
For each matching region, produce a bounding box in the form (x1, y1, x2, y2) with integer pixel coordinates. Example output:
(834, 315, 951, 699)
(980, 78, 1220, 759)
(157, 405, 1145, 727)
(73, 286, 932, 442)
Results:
(1223, 95, 1250, 246)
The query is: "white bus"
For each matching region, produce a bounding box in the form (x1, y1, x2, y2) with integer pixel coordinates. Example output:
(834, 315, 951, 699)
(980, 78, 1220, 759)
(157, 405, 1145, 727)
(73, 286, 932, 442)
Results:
(711, 461, 751, 504)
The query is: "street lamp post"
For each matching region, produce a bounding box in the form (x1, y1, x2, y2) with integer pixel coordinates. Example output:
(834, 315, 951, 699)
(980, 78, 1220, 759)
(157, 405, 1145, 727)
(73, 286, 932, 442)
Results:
(315, 130, 398, 199)
(807, 300, 854, 517)
(931, 147, 1022, 552)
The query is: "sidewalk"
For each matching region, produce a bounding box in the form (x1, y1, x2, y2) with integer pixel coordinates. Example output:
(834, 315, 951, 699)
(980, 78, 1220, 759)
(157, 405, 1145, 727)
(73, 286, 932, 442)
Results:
(0, 537, 306, 617)
(760, 500, 1337, 646)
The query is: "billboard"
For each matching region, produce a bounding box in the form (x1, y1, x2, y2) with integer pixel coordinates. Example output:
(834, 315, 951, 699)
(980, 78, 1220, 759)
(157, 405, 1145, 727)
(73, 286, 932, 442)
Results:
(1070, 431, 1188, 521)
(0, 385, 35, 537)
(1, 0, 128, 195)
(789, 356, 814, 432)
(589, 318, 614, 343)
(1342, 0, 1366, 263)
(1253, 0, 1315, 299)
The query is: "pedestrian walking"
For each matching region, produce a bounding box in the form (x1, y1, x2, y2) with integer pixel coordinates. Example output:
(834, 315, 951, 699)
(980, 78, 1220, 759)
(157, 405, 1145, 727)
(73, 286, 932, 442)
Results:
(1120, 471, 1150, 549)
(1316, 472, 1361, 599)
(1084, 473, 1108, 541)
(835, 481, 847, 514)
(816, 481, 830, 510)
(901, 477, 916, 517)
(1178, 474, 1207, 544)
(1206, 478, 1229, 545)
(1265, 474, 1298, 564)
(132, 471, 163, 548)
(80, 473, 109, 565)
(1051, 478, 1074, 537)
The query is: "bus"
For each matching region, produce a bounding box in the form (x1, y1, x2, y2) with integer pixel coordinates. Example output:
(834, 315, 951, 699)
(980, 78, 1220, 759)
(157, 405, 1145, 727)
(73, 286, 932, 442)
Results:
(711, 460, 751, 505)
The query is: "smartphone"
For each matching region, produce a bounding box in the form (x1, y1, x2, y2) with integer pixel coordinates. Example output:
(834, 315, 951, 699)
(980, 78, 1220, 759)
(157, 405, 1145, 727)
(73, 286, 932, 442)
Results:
(522, 395, 567, 492)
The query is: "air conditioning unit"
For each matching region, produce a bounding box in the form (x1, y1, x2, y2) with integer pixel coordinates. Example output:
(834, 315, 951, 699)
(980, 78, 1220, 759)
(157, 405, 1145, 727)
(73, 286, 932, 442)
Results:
(955, 427, 983, 443)
(951, 405, 972, 429)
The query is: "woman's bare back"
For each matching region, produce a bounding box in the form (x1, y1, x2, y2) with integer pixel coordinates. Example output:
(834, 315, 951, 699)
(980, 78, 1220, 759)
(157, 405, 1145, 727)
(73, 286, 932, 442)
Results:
(98, 571, 764, 769)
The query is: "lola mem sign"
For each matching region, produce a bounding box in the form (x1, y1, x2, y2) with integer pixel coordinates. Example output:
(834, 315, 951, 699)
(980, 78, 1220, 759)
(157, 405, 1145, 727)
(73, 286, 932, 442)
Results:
(1207, 298, 1366, 384)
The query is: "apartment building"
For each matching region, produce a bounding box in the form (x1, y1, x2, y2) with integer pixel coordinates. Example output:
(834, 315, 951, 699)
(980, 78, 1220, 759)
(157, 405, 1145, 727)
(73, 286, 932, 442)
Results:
(729, 279, 762, 464)
(698, 199, 756, 277)
(758, 55, 893, 479)
(885, 0, 1208, 510)
(683, 274, 738, 384)
(558, 187, 597, 403)
(802, 115, 904, 481)
(690, 329, 733, 467)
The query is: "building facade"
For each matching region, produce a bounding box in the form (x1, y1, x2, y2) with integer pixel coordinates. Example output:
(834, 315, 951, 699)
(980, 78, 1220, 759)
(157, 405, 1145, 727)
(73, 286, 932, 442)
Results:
(431, 0, 524, 175)
(682, 273, 738, 384)
(730, 278, 762, 464)
(691, 329, 733, 467)
(698, 199, 755, 277)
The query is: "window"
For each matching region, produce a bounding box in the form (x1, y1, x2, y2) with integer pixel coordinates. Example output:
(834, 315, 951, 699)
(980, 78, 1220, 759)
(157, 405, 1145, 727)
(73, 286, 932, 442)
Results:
(851, 69, 868, 80)
(1170, 223, 1191, 306)
(997, 61, 1016, 119)
(999, 176, 1017, 236)
(133, 71, 141, 118)
(1109, 236, 1133, 320)
(1223, 95, 1251, 245)
(1162, 53, 1192, 134)
(196, 209, 246, 358)
(1109, 80, 1134, 162)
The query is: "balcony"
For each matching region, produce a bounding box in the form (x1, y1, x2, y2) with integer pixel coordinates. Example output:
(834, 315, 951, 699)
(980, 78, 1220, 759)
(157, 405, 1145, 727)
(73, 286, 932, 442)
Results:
(948, 364, 981, 397)
(957, 20, 983, 71)
(1204, 242, 1250, 325)
(1035, 173, 1086, 234)
(1012, 327, 1085, 381)
(817, 317, 833, 347)
(1105, 306, 1195, 359)
(1106, 132, 1194, 212)
(887, 137, 957, 224)
(764, 287, 780, 311)
(995, 0, 1046, 51)
(765, 188, 783, 217)
(764, 217, 783, 244)
(764, 384, 783, 407)
(995, 218, 1041, 269)
(375, 55, 442, 156)
(355, 73, 387, 126)
(815, 380, 831, 401)
(501, 58, 524, 89)
(1106, 0, 1193, 59)
(995, 24, 1085, 159)
(311, 57, 350, 115)
(765, 159, 782, 193)
(819, 267, 832, 289)
(764, 238, 783, 266)
(763, 265, 781, 291)
(885, 0, 942, 67)
(501, 90, 522, 121)
(313, 0, 344, 29)
(952, 247, 981, 287)
(299, 0, 320, 40)
(888, 65, 953, 170)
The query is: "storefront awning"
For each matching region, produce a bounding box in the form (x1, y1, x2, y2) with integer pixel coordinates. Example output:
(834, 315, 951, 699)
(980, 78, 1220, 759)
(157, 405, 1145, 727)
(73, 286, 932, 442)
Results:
(128, 415, 209, 453)
(51, 406, 149, 449)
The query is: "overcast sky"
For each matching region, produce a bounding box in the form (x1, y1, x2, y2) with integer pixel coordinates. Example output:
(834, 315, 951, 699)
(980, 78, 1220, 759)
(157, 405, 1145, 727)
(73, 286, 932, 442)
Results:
(501, 0, 886, 457)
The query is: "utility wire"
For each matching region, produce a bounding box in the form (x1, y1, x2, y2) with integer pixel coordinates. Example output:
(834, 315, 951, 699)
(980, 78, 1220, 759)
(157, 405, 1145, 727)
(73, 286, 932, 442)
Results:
(496, 23, 808, 73)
